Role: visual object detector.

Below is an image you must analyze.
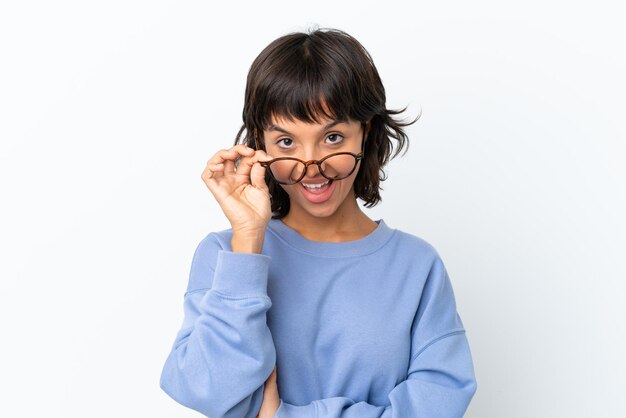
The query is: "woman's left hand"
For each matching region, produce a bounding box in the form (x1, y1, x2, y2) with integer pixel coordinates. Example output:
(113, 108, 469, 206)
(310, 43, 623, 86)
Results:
(256, 366, 280, 418)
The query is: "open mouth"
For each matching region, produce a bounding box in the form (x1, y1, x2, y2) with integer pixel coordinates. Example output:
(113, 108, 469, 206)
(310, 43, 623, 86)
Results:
(299, 179, 335, 202)
(301, 179, 331, 192)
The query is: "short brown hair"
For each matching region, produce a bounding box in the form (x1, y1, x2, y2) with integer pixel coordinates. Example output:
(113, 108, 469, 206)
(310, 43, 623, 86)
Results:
(234, 26, 420, 219)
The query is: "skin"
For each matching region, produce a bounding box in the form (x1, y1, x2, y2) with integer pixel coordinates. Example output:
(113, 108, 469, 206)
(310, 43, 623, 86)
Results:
(263, 113, 378, 242)
(202, 113, 378, 417)
(201, 142, 275, 254)
(257, 367, 279, 418)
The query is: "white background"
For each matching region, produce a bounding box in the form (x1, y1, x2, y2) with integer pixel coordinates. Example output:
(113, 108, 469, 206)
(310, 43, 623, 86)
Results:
(1, 1, 625, 417)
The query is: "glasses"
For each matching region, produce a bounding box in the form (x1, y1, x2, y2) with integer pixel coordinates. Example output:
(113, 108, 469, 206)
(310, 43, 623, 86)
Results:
(254, 123, 366, 185)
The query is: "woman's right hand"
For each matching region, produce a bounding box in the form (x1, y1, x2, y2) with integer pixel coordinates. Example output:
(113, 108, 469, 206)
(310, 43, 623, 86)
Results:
(201, 144, 275, 235)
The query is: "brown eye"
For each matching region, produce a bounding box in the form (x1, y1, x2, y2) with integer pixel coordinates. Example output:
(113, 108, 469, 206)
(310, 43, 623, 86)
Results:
(276, 138, 293, 148)
(326, 133, 344, 144)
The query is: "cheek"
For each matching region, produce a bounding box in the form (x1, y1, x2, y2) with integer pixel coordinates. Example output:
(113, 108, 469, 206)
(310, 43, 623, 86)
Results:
(342, 169, 360, 191)
(280, 183, 298, 198)
(331, 174, 359, 200)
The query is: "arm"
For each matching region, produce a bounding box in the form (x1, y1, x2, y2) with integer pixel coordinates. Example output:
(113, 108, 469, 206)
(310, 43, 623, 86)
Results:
(275, 254, 477, 418)
(159, 233, 276, 418)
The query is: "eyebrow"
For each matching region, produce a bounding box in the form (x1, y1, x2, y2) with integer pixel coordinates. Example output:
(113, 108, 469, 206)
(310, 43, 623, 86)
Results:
(267, 119, 348, 135)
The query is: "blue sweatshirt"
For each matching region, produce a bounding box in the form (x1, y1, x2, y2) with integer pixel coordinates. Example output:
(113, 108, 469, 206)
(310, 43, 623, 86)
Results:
(160, 218, 477, 417)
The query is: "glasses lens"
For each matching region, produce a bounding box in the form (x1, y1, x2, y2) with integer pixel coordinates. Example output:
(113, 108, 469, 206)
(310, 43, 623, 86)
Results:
(320, 154, 358, 180)
(269, 159, 307, 185)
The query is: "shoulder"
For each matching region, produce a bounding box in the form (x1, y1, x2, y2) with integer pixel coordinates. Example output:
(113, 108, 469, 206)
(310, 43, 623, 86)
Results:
(388, 227, 460, 310)
(382, 224, 452, 286)
(386, 225, 442, 264)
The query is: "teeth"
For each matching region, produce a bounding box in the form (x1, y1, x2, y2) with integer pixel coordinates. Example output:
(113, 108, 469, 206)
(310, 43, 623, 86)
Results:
(302, 180, 330, 189)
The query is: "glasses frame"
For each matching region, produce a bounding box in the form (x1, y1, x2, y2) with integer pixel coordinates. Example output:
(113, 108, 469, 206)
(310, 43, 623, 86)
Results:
(254, 122, 367, 185)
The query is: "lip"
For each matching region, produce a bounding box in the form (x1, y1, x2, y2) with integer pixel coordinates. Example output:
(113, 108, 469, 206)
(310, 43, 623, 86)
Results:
(299, 179, 335, 203)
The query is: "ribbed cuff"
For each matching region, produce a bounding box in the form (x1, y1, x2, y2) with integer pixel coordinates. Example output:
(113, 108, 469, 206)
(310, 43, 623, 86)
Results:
(274, 399, 318, 418)
(210, 250, 271, 297)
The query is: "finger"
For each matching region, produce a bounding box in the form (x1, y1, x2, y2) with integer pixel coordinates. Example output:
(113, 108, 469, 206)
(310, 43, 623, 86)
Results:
(207, 149, 230, 165)
(249, 151, 274, 188)
(208, 145, 254, 166)
(250, 156, 272, 193)
(203, 151, 229, 182)
(229, 143, 256, 156)
(201, 161, 224, 183)
(223, 158, 235, 175)
(216, 145, 255, 175)
(236, 150, 273, 177)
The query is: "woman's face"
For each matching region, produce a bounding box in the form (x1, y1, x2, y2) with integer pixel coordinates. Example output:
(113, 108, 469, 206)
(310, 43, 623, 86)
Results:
(262, 114, 366, 220)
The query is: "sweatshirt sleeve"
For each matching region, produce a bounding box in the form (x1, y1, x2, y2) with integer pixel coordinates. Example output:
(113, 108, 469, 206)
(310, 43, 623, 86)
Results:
(274, 253, 477, 418)
(159, 233, 276, 418)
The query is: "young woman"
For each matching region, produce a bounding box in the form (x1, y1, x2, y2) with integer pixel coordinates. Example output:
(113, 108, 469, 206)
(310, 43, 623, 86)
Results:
(160, 27, 477, 418)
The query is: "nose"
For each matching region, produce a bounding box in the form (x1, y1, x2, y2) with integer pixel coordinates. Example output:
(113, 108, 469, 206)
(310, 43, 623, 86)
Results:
(306, 160, 320, 173)
(298, 148, 325, 176)
(302, 161, 322, 178)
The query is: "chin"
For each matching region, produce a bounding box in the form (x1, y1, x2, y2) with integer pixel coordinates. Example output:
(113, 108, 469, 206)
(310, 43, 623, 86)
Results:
(288, 196, 338, 218)
(306, 205, 339, 218)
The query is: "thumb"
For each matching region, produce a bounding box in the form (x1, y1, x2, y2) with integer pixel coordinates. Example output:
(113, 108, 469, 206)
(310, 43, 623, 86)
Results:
(250, 156, 272, 192)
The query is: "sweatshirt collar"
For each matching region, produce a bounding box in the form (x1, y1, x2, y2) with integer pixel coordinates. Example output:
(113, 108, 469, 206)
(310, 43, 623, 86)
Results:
(266, 217, 395, 258)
